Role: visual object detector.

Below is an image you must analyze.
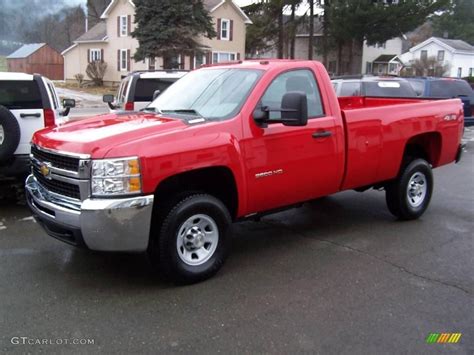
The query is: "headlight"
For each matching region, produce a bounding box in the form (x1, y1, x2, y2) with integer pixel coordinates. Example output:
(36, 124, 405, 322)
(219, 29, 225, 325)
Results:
(91, 157, 141, 196)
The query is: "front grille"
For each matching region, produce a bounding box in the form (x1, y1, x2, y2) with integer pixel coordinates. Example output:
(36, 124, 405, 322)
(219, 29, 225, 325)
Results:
(33, 167, 80, 200)
(31, 146, 80, 172)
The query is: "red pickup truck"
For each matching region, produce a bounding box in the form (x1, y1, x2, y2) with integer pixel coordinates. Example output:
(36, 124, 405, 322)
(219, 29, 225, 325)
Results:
(26, 60, 464, 283)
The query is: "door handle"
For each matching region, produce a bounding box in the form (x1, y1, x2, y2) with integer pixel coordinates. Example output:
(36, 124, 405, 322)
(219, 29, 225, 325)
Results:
(20, 113, 41, 118)
(312, 131, 332, 139)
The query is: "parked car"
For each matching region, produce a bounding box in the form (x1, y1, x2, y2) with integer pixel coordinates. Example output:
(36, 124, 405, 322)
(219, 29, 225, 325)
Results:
(406, 77, 474, 126)
(332, 76, 418, 98)
(0, 72, 74, 177)
(103, 70, 188, 112)
(26, 60, 463, 283)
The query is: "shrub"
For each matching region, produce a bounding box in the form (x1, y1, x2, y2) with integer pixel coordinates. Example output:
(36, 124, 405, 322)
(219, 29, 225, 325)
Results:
(86, 61, 107, 86)
(74, 73, 84, 87)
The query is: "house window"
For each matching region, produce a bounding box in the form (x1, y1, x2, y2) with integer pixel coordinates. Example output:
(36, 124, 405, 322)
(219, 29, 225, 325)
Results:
(163, 55, 182, 69)
(212, 52, 236, 63)
(420, 50, 428, 60)
(221, 19, 230, 40)
(437, 50, 445, 62)
(366, 62, 373, 74)
(148, 57, 156, 71)
(194, 53, 207, 68)
(90, 49, 101, 62)
(457, 67, 462, 78)
(120, 49, 128, 71)
(389, 63, 397, 73)
(120, 15, 128, 37)
(469, 68, 473, 77)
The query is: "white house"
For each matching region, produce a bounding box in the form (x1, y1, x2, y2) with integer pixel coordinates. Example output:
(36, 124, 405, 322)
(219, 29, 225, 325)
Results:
(398, 37, 474, 78)
(361, 37, 410, 75)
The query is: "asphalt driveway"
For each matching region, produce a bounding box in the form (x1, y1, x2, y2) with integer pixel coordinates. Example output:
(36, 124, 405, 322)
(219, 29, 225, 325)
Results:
(0, 131, 473, 354)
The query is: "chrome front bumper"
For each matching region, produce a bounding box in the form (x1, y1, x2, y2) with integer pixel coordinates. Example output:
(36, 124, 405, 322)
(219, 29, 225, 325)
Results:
(25, 175, 154, 252)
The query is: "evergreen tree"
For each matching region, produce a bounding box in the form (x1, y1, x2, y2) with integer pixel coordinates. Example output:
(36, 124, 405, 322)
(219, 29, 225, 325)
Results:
(132, 0, 216, 62)
(432, 0, 474, 45)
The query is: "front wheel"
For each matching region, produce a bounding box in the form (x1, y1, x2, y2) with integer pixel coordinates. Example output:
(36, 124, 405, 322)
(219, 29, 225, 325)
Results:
(149, 194, 231, 284)
(385, 159, 433, 220)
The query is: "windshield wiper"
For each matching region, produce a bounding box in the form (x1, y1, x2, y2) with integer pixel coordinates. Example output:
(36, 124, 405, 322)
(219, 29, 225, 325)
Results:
(141, 107, 160, 113)
(161, 109, 202, 116)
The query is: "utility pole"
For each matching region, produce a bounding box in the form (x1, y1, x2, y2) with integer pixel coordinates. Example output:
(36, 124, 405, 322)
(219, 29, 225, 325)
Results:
(308, 0, 314, 60)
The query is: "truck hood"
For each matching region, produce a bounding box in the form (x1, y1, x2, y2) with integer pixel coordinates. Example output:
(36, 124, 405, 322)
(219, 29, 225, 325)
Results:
(32, 112, 188, 157)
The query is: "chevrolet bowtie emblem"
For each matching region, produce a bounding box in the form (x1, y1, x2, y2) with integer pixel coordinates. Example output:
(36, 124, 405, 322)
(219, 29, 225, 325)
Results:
(40, 162, 53, 180)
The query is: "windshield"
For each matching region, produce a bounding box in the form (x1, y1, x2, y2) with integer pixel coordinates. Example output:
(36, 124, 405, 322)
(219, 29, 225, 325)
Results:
(148, 68, 262, 120)
(365, 81, 417, 97)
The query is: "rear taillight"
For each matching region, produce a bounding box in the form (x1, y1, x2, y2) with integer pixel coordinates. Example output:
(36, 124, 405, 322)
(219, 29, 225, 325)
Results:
(43, 108, 55, 127)
(125, 102, 134, 111)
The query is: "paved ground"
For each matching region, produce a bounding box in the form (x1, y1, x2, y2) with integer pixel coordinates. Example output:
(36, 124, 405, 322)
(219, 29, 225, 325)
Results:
(56, 87, 110, 118)
(0, 133, 473, 354)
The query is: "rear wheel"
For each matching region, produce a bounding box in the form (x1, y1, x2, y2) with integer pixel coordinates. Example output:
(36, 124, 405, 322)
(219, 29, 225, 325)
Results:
(0, 105, 21, 163)
(149, 194, 231, 284)
(385, 159, 433, 220)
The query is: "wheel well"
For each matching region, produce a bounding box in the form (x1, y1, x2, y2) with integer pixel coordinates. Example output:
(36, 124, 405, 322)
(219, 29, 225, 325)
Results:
(153, 166, 238, 220)
(403, 132, 442, 167)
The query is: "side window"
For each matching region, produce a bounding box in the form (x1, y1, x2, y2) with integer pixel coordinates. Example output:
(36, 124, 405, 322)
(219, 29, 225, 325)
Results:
(0, 81, 43, 109)
(260, 69, 324, 119)
(340, 82, 362, 97)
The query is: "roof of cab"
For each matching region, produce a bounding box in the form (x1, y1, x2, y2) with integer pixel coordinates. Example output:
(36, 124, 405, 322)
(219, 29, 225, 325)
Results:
(200, 59, 323, 71)
(0, 72, 35, 81)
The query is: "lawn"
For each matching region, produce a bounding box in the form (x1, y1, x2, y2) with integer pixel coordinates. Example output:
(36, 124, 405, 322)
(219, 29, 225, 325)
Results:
(54, 81, 115, 96)
(0, 56, 7, 72)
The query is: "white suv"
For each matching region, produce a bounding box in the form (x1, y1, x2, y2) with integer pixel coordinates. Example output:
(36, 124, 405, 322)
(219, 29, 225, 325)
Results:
(0, 72, 75, 177)
(103, 70, 188, 111)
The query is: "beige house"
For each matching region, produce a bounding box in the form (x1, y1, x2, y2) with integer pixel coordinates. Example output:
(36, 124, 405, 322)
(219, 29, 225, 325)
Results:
(62, 0, 251, 85)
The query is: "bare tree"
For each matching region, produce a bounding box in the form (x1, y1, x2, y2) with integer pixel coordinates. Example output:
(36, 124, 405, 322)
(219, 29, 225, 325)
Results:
(86, 61, 107, 86)
(411, 56, 450, 77)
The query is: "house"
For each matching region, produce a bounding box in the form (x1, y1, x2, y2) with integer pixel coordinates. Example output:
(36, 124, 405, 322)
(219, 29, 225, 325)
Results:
(62, 0, 251, 85)
(251, 17, 362, 76)
(398, 37, 474, 78)
(361, 37, 410, 75)
(7, 43, 64, 80)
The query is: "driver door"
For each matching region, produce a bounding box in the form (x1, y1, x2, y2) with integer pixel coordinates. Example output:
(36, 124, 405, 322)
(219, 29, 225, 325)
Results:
(243, 69, 343, 214)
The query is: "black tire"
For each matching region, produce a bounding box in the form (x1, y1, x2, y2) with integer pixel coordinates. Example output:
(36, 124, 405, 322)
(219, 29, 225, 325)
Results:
(0, 105, 21, 163)
(149, 194, 231, 284)
(385, 159, 433, 220)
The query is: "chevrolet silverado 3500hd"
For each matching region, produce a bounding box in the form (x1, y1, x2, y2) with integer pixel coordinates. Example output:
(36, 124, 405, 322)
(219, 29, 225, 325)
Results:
(26, 60, 464, 283)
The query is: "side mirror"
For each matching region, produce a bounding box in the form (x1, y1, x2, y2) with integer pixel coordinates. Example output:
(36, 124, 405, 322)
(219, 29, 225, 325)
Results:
(61, 98, 75, 116)
(253, 92, 308, 127)
(152, 90, 161, 101)
(280, 91, 308, 126)
(103, 94, 116, 110)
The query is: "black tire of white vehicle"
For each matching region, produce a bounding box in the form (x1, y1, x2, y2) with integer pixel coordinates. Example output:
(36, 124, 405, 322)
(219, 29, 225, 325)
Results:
(0, 105, 21, 163)
(149, 194, 232, 284)
(385, 158, 433, 220)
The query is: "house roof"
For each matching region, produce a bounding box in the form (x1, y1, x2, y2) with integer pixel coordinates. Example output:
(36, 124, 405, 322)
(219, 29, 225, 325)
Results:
(409, 36, 474, 54)
(75, 21, 107, 42)
(100, 0, 135, 19)
(7, 43, 45, 59)
(100, 0, 252, 24)
(373, 54, 398, 63)
(434, 37, 474, 52)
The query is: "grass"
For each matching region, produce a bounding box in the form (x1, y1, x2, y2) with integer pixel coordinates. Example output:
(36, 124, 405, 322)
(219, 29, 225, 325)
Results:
(54, 81, 115, 96)
(0, 56, 7, 72)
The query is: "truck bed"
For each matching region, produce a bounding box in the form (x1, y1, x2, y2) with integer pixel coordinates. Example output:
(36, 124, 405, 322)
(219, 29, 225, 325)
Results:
(338, 97, 464, 190)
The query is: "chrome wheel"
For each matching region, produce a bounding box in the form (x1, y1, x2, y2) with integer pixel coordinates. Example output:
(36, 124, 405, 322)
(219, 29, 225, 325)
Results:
(406, 172, 427, 208)
(176, 214, 219, 266)
(0, 124, 4, 145)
